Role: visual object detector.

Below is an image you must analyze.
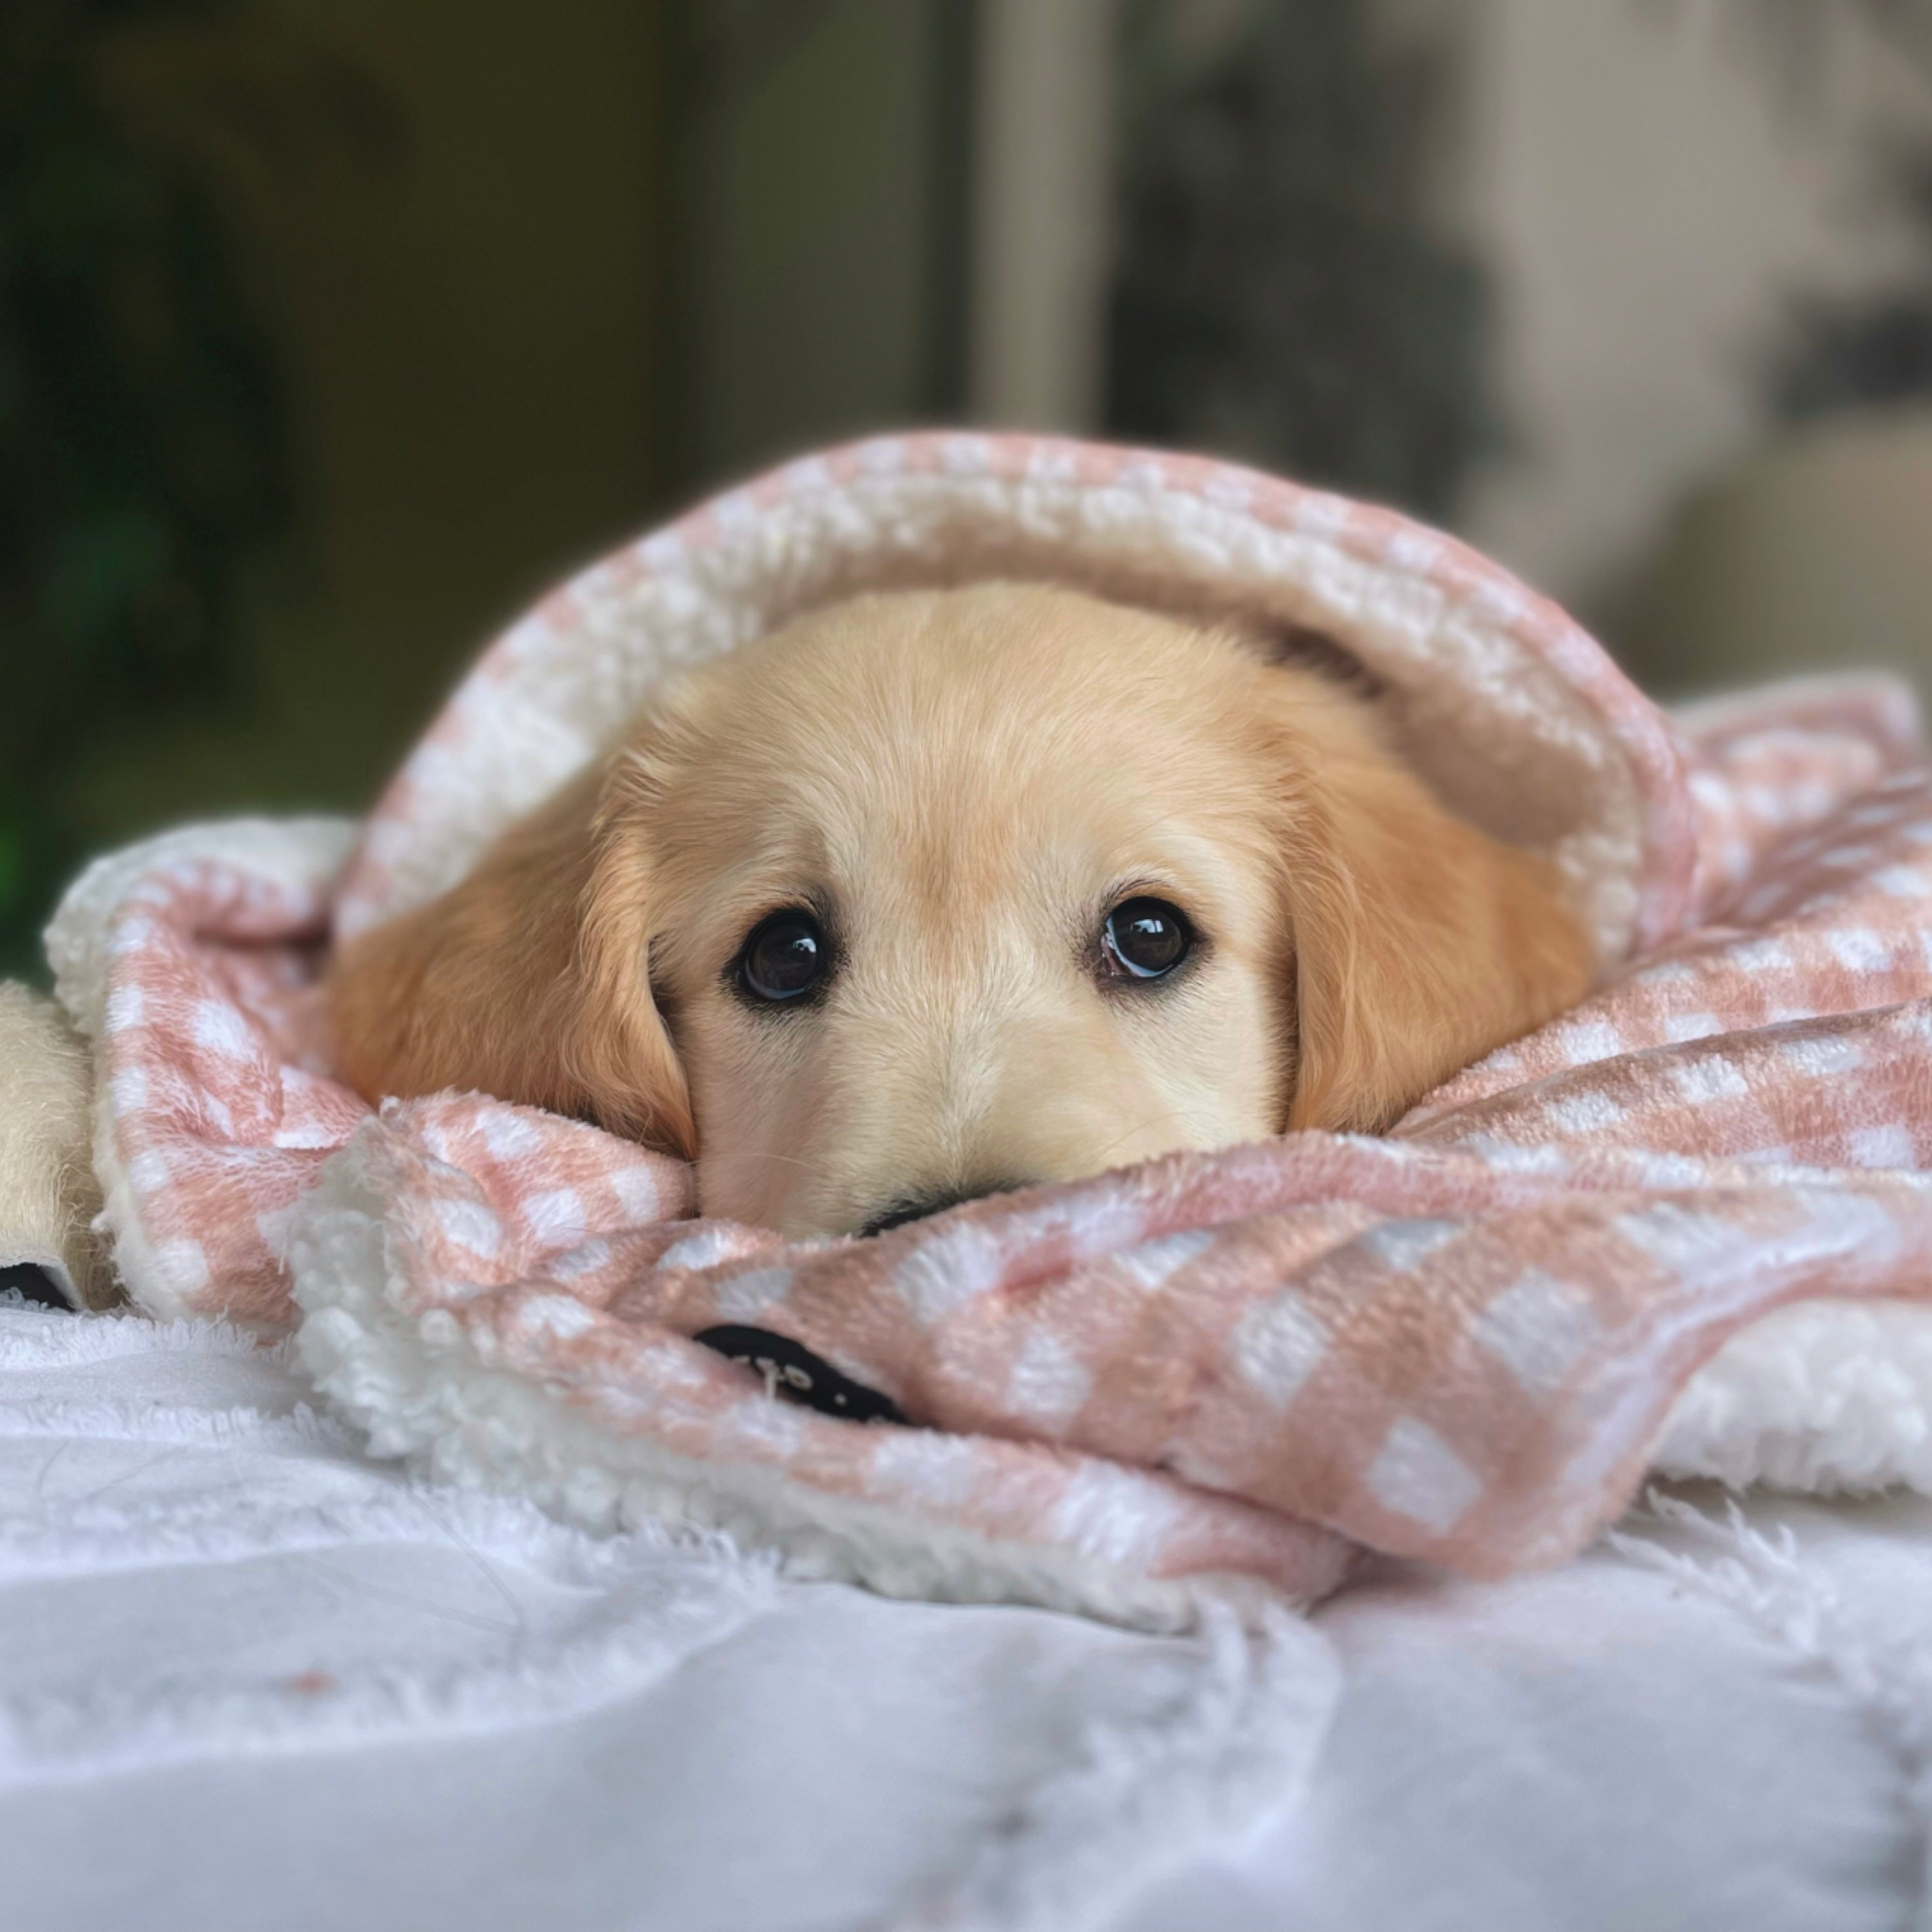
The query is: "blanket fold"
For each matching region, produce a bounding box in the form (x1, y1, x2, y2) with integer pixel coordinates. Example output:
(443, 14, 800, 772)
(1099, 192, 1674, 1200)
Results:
(44, 432, 1932, 1627)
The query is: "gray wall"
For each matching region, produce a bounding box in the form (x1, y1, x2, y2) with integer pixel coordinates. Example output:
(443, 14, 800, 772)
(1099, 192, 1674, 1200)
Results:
(668, 0, 973, 490)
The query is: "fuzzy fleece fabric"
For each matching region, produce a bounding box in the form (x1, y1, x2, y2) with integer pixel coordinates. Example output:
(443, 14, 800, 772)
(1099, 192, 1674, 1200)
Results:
(41, 431, 1932, 1628)
(10, 1291, 1932, 1932)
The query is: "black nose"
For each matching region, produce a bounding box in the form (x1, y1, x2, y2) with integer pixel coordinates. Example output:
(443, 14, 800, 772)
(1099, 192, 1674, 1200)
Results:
(858, 1180, 1030, 1239)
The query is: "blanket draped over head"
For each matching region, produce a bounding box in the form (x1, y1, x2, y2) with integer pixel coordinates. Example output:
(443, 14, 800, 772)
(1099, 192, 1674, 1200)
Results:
(45, 433, 1932, 1628)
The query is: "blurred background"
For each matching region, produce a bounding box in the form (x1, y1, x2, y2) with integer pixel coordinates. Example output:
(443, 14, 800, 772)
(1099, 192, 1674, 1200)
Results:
(7, 0, 1932, 976)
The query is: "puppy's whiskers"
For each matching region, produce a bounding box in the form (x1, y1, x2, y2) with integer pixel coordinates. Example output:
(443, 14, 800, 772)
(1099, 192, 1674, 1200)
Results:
(745, 1147, 818, 1174)
(1082, 1109, 1203, 1174)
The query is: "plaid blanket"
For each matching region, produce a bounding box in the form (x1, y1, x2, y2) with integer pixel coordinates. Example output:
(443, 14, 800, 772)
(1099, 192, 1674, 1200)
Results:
(46, 434, 1932, 1625)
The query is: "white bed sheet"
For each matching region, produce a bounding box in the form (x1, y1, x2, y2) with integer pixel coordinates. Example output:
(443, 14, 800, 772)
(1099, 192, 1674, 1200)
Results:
(0, 1298, 1924, 1932)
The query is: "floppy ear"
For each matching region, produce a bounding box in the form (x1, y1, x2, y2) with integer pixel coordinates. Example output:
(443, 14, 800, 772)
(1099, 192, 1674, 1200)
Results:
(328, 765, 695, 1155)
(1278, 704, 1594, 1134)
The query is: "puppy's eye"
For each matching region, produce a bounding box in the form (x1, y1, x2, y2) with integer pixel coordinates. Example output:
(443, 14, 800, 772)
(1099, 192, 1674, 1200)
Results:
(1101, 898, 1193, 981)
(738, 909, 826, 1002)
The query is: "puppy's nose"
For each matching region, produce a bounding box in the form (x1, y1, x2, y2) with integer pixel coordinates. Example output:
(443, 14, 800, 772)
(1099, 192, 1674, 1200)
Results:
(858, 1180, 1029, 1239)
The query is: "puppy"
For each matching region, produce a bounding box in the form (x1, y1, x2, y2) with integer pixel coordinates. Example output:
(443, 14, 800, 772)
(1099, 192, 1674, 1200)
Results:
(330, 584, 1591, 1237)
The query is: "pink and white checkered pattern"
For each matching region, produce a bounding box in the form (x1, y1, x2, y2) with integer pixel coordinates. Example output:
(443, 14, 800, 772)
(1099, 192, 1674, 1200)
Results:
(50, 433, 1932, 1609)
(329, 431, 1699, 965)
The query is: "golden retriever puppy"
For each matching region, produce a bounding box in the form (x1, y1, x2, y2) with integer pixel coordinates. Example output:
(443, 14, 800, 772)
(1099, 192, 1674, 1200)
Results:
(330, 584, 1591, 1237)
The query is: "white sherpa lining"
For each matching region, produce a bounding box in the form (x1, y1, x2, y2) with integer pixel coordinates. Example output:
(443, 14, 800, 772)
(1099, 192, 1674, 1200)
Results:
(340, 447, 1660, 964)
(291, 1135, 1300, 1632)
(289, 1099, 1932, 1620)
(1655, 1300, 1932, 1496)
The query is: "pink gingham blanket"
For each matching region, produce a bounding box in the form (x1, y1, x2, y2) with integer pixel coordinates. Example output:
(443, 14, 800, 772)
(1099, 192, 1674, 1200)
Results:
(45, 433, 1932, 1625)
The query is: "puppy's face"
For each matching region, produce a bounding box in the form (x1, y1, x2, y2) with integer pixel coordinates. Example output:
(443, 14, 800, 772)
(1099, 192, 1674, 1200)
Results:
(331, 586, 1591, 1236)
(625, 590, 1298, 1234)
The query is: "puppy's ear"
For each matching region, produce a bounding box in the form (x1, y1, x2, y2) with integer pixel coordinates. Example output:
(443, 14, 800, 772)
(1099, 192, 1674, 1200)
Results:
(1276, 699, 1593, 1133)
(329, 766, 694, 1155)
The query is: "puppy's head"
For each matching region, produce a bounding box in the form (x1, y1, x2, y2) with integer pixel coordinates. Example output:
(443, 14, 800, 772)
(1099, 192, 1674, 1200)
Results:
(331, 585, 1591, 1236)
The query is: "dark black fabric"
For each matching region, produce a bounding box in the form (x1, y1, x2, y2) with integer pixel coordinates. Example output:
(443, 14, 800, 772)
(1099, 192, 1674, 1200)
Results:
(0, 1262, 73, 1309)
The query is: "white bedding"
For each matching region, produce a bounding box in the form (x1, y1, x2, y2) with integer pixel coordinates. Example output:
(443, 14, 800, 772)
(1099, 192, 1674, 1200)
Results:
(0, 1294, 1925, 1932)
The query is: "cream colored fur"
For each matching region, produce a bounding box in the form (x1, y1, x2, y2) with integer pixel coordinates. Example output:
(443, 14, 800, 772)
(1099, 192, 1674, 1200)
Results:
(0, 982, 113, 1308)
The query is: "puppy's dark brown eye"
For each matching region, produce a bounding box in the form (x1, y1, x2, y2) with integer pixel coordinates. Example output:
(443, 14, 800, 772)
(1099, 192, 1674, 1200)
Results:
(1101, 898, 1192, 981)
(738, 910, 826, 1002)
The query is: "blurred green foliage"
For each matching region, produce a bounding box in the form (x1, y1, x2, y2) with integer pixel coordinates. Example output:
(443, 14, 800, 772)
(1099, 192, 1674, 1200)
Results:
(0, 0, 394, 981)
